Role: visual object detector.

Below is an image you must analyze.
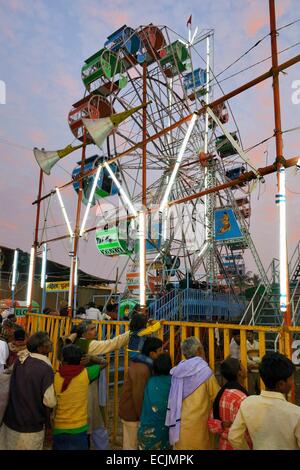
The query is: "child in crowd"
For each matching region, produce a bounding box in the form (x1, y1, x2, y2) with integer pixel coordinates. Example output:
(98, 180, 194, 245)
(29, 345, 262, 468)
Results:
(208, 357, 251, 450)
(138, 352, 172, 450)
(228, 352, 300, 450)
(128, 312, 161, 367)
(53, 344, 101, 450)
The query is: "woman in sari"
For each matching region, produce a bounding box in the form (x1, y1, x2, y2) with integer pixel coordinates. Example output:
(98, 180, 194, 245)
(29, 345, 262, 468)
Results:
(138, 352, 172, 450)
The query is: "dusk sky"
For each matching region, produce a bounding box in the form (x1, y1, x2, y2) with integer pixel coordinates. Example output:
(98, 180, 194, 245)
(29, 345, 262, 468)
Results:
(0, 0, 299, 285)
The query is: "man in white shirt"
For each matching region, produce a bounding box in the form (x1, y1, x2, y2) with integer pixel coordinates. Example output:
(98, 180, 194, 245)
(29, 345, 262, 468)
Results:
(228, 352, 300, 450)
(246, 331, 260, 395)
(229, 331, 240, 360)
(0, 308, 10, 322)
(0, 338, 9, 373)
(85, 302, 111, 321)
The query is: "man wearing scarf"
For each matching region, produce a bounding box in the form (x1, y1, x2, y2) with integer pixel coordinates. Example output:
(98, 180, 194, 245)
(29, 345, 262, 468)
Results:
(165, 337, 220, 450)
(6, 328, 28, 368)
(0, 332, 56, 450)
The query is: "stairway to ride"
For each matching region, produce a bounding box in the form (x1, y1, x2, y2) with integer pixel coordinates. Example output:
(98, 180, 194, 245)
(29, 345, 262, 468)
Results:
(149, 287, 246, 322)
(242, 242, 300, 352)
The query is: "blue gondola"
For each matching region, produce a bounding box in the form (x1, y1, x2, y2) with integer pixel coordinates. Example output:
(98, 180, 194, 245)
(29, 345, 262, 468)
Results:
(105, 25, 128, 52)
(72, 155, 119, 206)
(183, 68, 207, 91)
(225, 166, 247, 187)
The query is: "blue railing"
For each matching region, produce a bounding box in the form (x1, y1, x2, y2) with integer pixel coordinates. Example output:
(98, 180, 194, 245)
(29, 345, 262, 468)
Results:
(149, 288, 247, 322)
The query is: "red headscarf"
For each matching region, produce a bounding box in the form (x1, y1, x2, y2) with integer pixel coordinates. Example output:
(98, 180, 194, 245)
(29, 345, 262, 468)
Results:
(58, 364, 85, 392)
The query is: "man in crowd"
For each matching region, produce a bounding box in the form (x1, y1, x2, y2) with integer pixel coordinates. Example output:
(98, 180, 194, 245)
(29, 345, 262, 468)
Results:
(229, 330, 240, 359)
(119, 337, 163, 450)
(0, 332, 56, 450)
(85, 302, 111, 321)
(64, 320, 129, 356)
(0, 322, 8, 373)
(166, 336, 220, 450)
(208, 357, 250, 450)
(246, 330, 260, 395)
(228, 352, 300, 449)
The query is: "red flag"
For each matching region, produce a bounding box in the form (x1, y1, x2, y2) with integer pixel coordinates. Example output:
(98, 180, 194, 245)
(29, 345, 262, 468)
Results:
(187, 15, 192, 27)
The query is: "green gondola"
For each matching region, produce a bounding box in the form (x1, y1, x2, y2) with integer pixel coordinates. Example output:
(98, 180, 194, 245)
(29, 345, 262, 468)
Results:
(81, 48, 106, 91)
(96, 224, 134, 257)
(160, 40, 190, 77)
(100, 49, 129, 87)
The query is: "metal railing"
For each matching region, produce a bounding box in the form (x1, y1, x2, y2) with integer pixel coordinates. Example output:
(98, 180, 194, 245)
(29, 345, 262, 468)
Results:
(22, 313, 300, 446)
(239, 259, 279, 325)
(289, 241, 300, 281)
(149, 288, 247, 322)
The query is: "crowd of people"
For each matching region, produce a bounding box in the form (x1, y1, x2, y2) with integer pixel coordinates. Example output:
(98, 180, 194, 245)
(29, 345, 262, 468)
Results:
(42, 300, 115, 321)
(0, 310, 300, 451)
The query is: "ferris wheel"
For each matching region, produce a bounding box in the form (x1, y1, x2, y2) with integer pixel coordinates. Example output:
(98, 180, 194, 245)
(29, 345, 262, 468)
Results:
(74, 24, 259, 298)
(34, 23, 264, 309)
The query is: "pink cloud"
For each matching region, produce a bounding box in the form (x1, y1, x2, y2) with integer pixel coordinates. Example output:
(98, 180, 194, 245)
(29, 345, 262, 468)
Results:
(101, 10, 132, 28)
(28, 129, 48, 143)
(53, 71, 82, 101)
(0, 221, 17, 230)
(244, 13, 267, 36)
(243, 0, 290, 37)
(0, 0, 27, 12)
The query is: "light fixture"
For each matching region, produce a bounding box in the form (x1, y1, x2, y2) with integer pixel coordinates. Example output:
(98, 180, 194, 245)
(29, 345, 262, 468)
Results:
(104, 162, 138, 217)
(79, 166, 102, 236)
(40, 244, 47, 289)
(139, 211, 146, 308)
(277, 168, 287, 313)
(26, 246, 35, 307)
(159, 113, 197, 212)
(11, 249, 19, 292)
(56, 187, 73, 237)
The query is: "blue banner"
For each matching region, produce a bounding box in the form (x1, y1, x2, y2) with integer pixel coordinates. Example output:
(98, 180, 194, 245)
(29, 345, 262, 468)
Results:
(214, 208, 243, 242)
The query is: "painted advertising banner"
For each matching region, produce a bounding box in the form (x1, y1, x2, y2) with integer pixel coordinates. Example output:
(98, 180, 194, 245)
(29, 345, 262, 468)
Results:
(46, 281, 70, 292)
(214, 208, 243, 242)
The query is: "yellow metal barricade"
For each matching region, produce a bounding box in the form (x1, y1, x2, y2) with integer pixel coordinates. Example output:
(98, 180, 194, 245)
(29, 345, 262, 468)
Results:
(24, 314, 298, 444)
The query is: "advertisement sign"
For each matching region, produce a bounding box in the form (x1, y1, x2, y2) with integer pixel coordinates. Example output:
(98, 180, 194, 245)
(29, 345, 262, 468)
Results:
(214, 208, 243, 242)
(96, 226, 134, 256)
(46, 281, 70, 292)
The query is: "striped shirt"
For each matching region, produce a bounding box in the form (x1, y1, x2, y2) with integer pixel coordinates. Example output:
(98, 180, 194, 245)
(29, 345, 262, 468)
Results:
(208, 388, 251, 450)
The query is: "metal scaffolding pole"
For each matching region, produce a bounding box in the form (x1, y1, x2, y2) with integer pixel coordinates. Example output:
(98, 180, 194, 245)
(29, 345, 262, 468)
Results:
(27, 169, 43, 310)
(269, 0, 291, 328)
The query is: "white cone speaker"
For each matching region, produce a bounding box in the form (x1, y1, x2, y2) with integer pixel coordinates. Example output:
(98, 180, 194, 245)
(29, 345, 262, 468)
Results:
(33, 148, 60, 175)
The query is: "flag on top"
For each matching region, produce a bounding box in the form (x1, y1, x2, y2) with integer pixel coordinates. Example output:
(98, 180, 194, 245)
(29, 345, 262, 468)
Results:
(187, 15, 192, 27)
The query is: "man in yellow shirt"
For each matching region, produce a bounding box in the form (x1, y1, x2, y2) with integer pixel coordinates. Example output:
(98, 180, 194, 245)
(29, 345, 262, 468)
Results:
(228, 352, 300, 450)
(165, 337, 220, 450)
